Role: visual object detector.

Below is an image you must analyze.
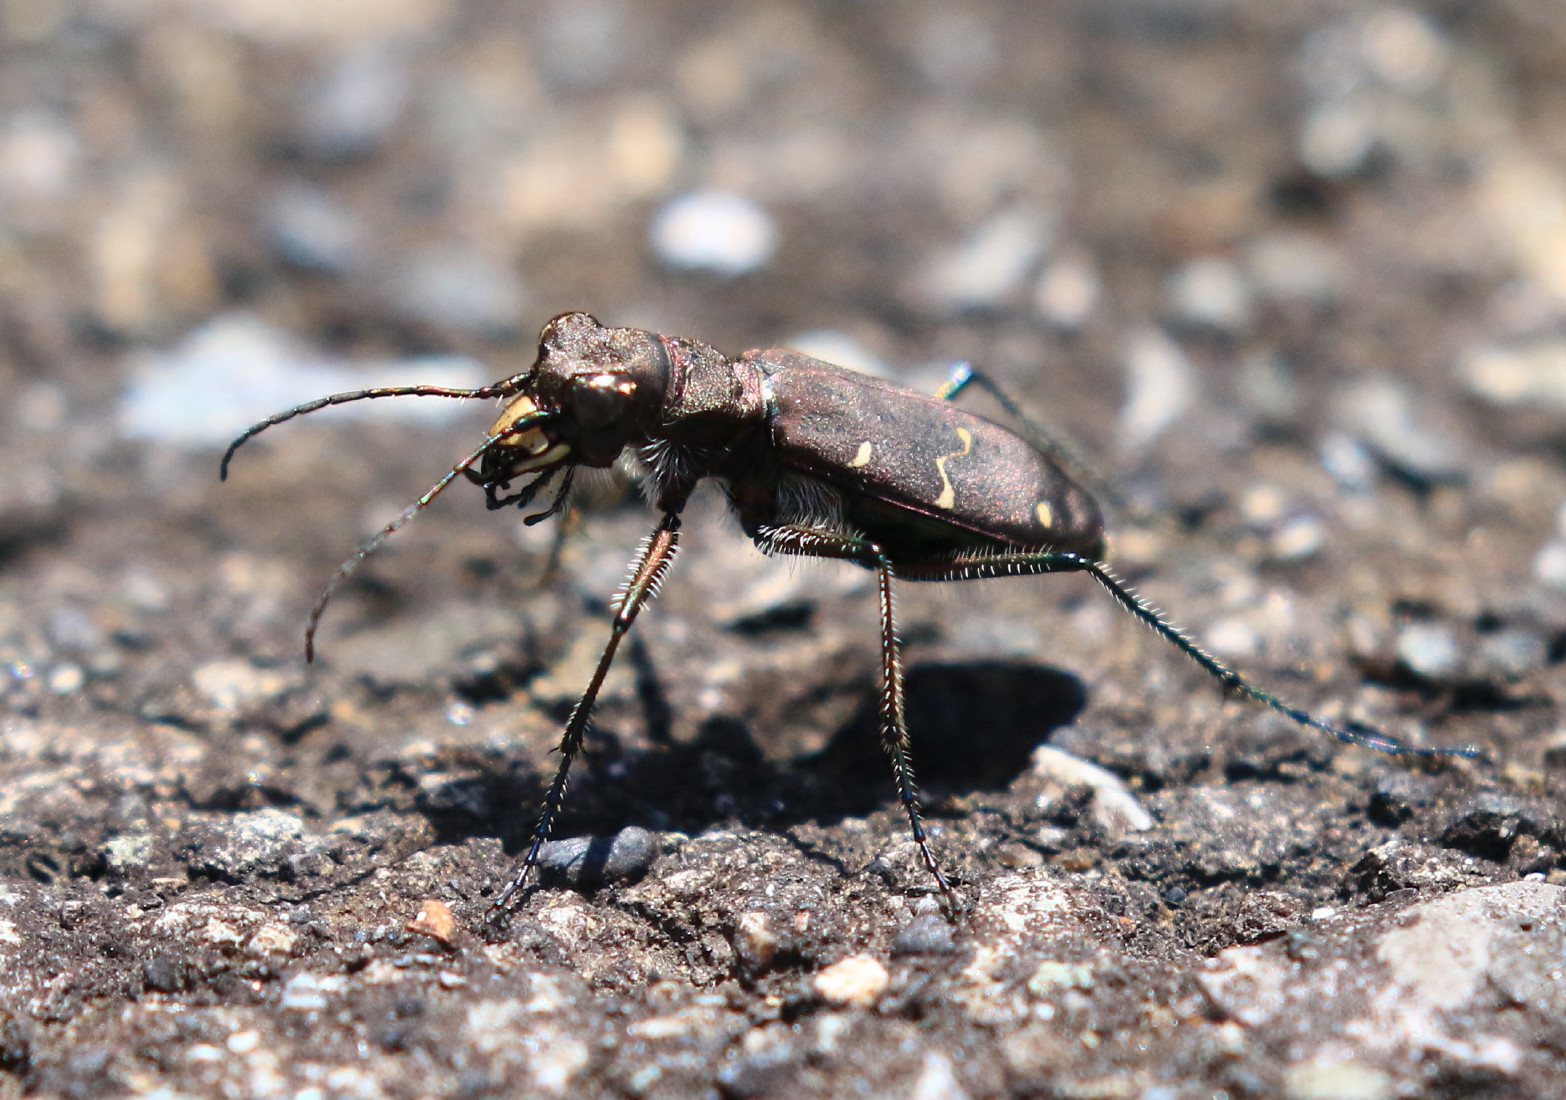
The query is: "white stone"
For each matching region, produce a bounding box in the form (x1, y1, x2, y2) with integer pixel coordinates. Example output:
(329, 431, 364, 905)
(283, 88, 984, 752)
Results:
(650, 190, 777, 275)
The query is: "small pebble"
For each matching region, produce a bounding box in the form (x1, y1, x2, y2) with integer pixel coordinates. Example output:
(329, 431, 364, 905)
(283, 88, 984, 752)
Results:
(1318, 431, 1378, 493)
(47, 663, 85, 695)
(1284, 1059, 1391, 1100)
(120, 571, 170, 612)
(1370, 772, 1439, 825)
(1119, 327, 1195, 451)
(192, 659, 290, 712)
(1361, 8, 1448, 91)
(1269, 514, 1325, 561)
(920, 207, 1050, 311)
(1239, 483, 1287, 524)
(1536, 541, 1566, 589)
(407, 899, 457, 944)
(142, 957, 186, 994)
(1298, 99, 1377, 179)
(1460, 341, 1566, 414)
(1395, 622, 1461, 680)
(118, 313, 488, 447)
(535, 825, 658, 890)
(1476, 152, 1566, 305)
(812, 954, 889, 1006)
(649, 190, 776, 276)
(909, 1051, 971, 1100)
(1204, 617, 1259, 660)
(1478, 629, 1546, 680)
(1336, 375, 1463, 485)
(1030, 746, 1153, 835)
(1246, 232, 1346, 306)
(1034, 250, 1099, 329)
(0, 110, 79, 200)
(1166, 256, 1254, 333)
(1441, 791, 1530, 854)
(734, 911, 779, 969)
(295, 46, 409, 160)
(1026, 960, 1095, 996)
(892, 914, 958, 956)
(103, 834, 155, 874)
(245, 923, 300, 957)
(388, 244, 525, 337)
(226, 1029, 261, 1055)
(199, 809, 309, 880)
(281, 972, 346, 1012)
(265, 181, 364, 274)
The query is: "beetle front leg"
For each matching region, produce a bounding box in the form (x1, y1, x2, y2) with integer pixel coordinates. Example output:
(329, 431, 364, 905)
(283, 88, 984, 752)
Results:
(751, 524, 953, 901)
(490, 512, 683, 919)
(473, 466, 558, 511)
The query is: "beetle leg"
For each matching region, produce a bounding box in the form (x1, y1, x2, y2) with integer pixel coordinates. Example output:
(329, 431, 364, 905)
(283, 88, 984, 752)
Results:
(539, 503, 578, 586)
(935, 363, 1127, 516)
(490, 511, 683, 919)
(484, 466, 558, 511)
(751, 524, 953, 901)
(522, 466, 576, 526)
(900, 549, 1482, 761)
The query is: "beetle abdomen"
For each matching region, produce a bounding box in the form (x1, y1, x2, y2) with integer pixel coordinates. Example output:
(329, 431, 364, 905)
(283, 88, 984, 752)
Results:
(753, 350, 1104, 555)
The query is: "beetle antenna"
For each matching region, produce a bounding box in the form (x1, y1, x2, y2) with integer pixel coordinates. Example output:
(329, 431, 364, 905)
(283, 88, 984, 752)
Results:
(220, 379, 523, 481)
(302, 410, 551, 662)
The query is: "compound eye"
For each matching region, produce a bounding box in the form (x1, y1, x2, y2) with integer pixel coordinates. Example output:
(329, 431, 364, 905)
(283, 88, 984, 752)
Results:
(575, 373, 635, 429)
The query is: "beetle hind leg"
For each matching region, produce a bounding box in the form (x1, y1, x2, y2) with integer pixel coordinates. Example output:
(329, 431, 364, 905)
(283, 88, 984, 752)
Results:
(900, 548, 1482, 761)
(752, 524, 954, 902)
(934, 363, 1122, 515)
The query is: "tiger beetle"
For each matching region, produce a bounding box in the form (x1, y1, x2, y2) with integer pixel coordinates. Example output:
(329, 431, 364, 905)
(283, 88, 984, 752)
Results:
(221, 311, 1481, 917)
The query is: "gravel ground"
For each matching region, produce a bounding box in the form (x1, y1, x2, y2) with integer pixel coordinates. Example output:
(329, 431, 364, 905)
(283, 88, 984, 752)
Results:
(4, 3, 1566, 1098)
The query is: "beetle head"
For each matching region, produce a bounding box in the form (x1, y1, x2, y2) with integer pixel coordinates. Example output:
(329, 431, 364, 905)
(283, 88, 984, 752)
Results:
(473, 312, 668, 488)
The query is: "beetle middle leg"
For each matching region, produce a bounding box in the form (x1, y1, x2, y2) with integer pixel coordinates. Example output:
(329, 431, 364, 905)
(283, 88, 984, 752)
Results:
(490, 512, 683, 917)
(750, 524, 953, 900)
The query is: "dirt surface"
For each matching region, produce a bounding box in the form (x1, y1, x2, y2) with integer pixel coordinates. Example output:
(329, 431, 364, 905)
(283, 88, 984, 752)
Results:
(4, 2, 1566, 1098)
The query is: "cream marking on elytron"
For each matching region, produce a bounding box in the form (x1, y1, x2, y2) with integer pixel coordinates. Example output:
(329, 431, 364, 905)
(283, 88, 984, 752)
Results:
(932, 427, 973, 509)
(847, 441, 874, 468)
(1036, 500, 1054, 528)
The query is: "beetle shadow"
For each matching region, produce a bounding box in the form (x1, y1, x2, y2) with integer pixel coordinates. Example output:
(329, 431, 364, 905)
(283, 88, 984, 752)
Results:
(802, 661, 1089, 808)
(482, 664, 1083, 852)
(429, 660, 1086, 859)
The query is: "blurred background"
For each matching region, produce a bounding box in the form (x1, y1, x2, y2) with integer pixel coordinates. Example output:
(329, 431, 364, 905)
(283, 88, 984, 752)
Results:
(2, 0, 1560, 460)
(6, 2, 1566, 1096)
(6, 0, 1566, 732)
